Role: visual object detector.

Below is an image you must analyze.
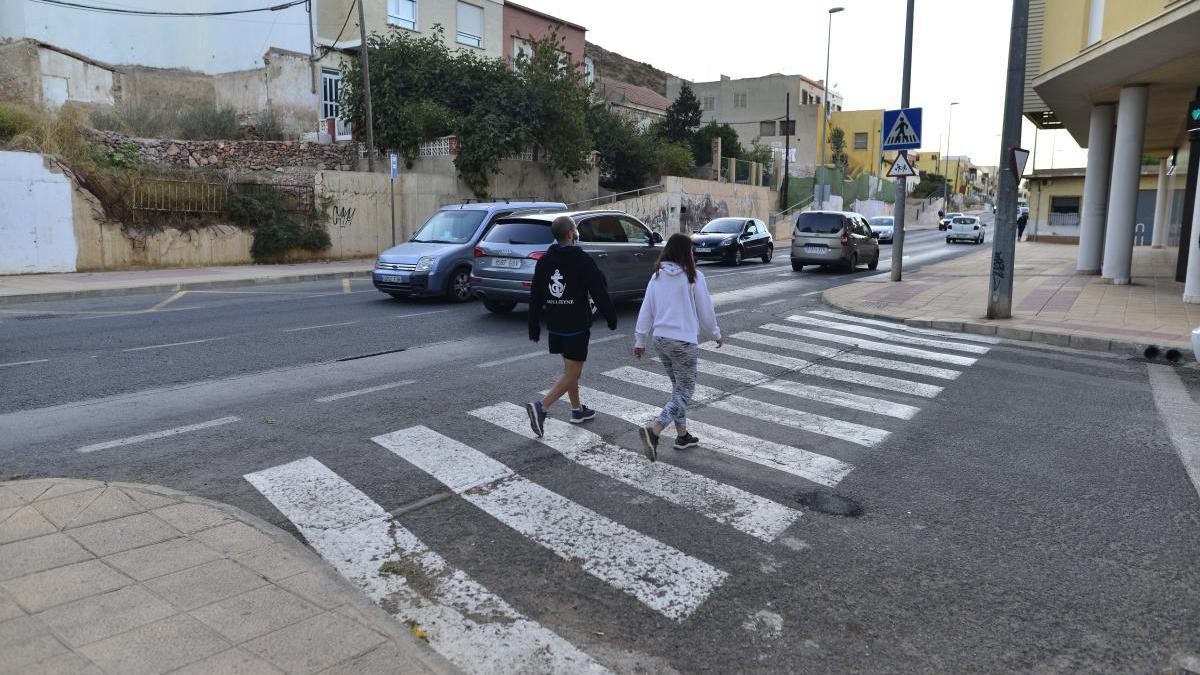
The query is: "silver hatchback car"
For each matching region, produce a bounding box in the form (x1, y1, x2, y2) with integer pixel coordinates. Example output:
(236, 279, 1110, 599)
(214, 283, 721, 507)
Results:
(790, 210, 881, 273)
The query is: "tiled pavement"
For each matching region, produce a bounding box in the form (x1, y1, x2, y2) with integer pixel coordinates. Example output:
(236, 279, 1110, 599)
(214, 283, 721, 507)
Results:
(824, 241, 1200, 356)
(0, 479, 456, 675)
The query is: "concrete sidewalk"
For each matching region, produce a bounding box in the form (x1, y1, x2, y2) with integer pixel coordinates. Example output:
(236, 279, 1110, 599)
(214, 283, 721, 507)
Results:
(824, 241, 1200, 357)
(0, 478, 456, 675)
(0, 260, 375, 306)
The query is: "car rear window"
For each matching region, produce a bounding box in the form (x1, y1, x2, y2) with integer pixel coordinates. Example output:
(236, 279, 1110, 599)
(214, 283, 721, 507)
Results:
(482, 220, 555, 245)
(796, 213, 845, 234)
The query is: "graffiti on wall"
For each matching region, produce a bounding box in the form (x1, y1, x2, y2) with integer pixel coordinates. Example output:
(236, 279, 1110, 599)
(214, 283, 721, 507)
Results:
(331, 205, 356, 229)
(679, 188, 754, 232)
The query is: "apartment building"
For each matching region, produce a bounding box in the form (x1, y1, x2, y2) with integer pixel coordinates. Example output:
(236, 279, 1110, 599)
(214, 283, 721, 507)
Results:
(815, 109, 883, 177)
(1024, 0, 1200, 300)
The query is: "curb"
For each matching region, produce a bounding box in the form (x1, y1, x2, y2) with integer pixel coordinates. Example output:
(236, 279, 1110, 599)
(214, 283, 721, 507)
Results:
(0, 269, 374, 306)
(820, 290, 1196, 362)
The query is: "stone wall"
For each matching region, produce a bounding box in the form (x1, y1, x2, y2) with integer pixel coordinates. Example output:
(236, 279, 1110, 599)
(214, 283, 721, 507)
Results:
(0, 39, 41, 105)
(89, 130, 357, 171)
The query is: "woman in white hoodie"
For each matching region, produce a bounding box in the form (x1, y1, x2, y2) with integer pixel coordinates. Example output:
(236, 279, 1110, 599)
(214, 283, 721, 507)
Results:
(633, 233, 722, 461)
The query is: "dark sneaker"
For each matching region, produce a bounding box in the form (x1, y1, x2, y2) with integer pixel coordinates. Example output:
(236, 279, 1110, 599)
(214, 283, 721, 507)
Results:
(525, 401, 547, 438)
(673, 433, 700, 449)
(639, 424, 659, 462)
(569, 405, 597, 424)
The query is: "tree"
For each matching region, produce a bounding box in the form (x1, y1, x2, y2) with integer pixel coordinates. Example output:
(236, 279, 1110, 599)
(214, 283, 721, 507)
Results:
(828, 126, 849, 174)
(910, 172, 947, 198)
(660, 82, 702, 145)
(588, 103, 658, 191)
(692, 121, 742, 167)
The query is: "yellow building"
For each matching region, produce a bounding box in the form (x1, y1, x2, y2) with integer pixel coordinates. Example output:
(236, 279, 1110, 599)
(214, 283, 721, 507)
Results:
(817, 109, 884, 177)
(1026, 165, 1188, 241)
(1024, 0, 1200, 301)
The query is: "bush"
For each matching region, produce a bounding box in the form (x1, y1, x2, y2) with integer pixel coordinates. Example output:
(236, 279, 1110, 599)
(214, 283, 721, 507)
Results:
(177, 104, 240, 140)
(227, 184, 331, 262)
(0, 103, 39, 144)
(656, 142, 692, 178)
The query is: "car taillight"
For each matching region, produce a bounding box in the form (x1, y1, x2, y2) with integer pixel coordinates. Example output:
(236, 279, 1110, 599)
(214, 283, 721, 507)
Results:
(528, 251, 545, 260)
(840, 230, 850, 246)
(473, 247, 485, 258)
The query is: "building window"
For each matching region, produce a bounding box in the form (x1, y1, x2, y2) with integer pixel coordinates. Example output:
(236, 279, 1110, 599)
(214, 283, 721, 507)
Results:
(387, 0, 416, 30)
(760, 121, 776, 136)
(456, 1, 483, 48)
(733, 92, 747, 108)
(779, 120, 795, 136)
(513, 37, 533, 61)
(1086, 0, 1104, 45)
(321, 68, 350, 139)
(702, 96, 715, 111)
(853, 132, 868, 149)
(801, 91, 809, 105)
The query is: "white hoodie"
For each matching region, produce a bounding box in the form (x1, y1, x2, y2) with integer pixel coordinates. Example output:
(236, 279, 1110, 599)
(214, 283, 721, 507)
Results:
(634, 262, 721, 348)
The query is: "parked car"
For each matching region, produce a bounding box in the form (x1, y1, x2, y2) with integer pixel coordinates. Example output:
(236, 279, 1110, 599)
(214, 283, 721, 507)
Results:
(946, 215, 985, 244)
(690, 217, 774, 265)
(372, 201, 566, 301)
(471, 210, 664, 314)
(790, 210, 880, 273)
(868, 216, 895, 244)
(939, 212, 963, 231)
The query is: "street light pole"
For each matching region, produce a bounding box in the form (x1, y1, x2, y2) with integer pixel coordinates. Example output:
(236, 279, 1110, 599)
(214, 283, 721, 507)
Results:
(817, 6, 844, 210)
(943, 101, 958, 213)
(890, 0, 915, 282)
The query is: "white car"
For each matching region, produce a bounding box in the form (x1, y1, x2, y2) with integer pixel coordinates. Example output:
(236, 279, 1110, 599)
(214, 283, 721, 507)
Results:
(868, 216, 895, 243)
(946, 216, 985, 245)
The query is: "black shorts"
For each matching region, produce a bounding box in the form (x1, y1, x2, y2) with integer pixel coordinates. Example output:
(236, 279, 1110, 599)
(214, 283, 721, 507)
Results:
(548, 331, 590, 362)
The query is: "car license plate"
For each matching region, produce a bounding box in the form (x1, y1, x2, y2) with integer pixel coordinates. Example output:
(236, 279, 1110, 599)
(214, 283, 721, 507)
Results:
(380, 274, 405, 283)
(695, 247, 711, 253)
(493, 258, 522, 269)
(804, 245, 826, 254)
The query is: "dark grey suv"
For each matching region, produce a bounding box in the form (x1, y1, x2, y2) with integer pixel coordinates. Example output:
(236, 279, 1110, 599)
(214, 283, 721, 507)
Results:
(471, 210, 663, 313)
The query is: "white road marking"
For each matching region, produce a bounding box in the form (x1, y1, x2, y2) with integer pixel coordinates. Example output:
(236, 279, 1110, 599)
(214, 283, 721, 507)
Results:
(282, 320, 359, 333)
(716, 309, 746, 317)
(342, 278, 352, 293)
(789, 314, 991, 353)
(761, 323, 978, 366)
(573, 386, 854, 487)
(710, 280, 799, 306)
(762, 299, 788, 306)
(801, 291, 822, 297)
(315, 380, 417, 402)
(701, 342, 943, 398)
(733, 332, 962, 381)
(373, 426, 728, 620)
(605, 367, 888, 448)
(1147, 365, 1200, 500)
(75, 416, 240, 453)
(695, 359, 919, 420)
(121, 337, 226, 352)
(0, 358, 49, 368)
(470, 403, 801, 542)
(807, 310, 1001, 344)
(391, 309, 454, 320)
(245, 458, 608, 674)
(478, 334, 627, 368)
(148, 290, 188, 311)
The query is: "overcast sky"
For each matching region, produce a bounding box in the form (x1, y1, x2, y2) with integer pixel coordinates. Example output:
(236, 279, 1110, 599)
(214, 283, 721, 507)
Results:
(524, 0, 1087, 172)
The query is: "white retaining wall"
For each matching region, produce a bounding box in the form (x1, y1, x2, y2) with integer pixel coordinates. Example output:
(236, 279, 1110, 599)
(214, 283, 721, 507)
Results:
(0, 151, 77, 274)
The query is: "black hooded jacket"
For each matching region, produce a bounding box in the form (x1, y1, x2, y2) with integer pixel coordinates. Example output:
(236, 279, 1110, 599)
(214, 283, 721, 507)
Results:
(528, 244, 617, 341)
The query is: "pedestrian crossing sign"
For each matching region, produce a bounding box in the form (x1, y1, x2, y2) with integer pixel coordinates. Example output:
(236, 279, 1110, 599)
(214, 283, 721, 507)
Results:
(882, 107, 922, 150)
(887, 151, 917, 177)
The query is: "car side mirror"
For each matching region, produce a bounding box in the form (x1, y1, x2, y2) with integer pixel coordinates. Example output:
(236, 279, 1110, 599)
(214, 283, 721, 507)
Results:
(652, 232, 663, 244)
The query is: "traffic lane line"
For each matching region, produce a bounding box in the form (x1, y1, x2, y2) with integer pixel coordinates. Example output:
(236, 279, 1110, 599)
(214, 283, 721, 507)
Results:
(0, 359, 49, 368)
(281, 321, 359, 333)
(75, 416, 241, 453)
(477, 333, 626, 368)
(121, 337, 227, 352)
(315, 379, 417, 402)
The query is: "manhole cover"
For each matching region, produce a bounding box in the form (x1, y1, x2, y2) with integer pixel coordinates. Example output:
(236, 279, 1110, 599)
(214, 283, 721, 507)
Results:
(796, 490, 863, 517)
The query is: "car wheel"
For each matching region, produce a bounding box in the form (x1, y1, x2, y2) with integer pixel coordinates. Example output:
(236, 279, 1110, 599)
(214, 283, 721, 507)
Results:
(946, 237, 953, 244)
(446, 268, 473, 302)
(791, 261, 804, 272)
(761, 245, 773, 264)
(844, 253, 857, 273)
(731, 247, 744, 266)
(483, 299, 516, 314)
(867, 253, 879, 271)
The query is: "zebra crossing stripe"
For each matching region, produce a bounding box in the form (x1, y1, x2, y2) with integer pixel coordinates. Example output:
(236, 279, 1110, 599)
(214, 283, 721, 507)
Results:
(733, 332, 963, 381)
(710, 280, 798, 306)
(700, 342, 944, 398)
(573, 386, 854, 487)
(789, 314, 992, 353)
(695, 359, 920, 420)
(372, 426, 728, 621)
(806, 310, 1001, 345)
(469, 403, 801, 542)
(604, 366, 888, 448)
(760, 323, 978, 366)
(244, 458, 609, 674)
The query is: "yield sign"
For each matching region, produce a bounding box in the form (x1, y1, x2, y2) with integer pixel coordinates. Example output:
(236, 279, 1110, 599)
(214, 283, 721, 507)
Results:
(1011, 147, 1031, 176)
(882, 107, 922, 150)
(887, 151, 917, 177)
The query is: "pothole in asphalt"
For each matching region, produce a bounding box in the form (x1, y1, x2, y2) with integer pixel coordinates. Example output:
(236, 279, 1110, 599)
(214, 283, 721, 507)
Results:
(795, 490, 863, 517)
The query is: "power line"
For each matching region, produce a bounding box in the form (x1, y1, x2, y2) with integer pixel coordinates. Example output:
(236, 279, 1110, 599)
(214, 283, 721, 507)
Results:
(314, 0, 358, 60)
(28, 0, 308, 17)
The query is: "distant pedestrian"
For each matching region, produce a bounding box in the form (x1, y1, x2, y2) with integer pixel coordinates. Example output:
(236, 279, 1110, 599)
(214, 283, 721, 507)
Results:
(526, 216, 618, 438)
(633, 233, 722, 461)
(1017, 211, 1029, 241)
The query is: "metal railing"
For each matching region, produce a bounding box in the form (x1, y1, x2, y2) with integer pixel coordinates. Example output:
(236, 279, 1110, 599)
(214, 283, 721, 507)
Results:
(566, 184, 664, 210)
(131, 179, 315, 221)
(769, 195, 814, 226)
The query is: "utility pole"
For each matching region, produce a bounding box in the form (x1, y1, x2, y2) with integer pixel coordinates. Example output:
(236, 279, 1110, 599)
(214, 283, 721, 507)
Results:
(782, 92, 791, 210)
(943, 102, 958, 212)
(817, 6, 844, 209)
(986, 0, 1030, 319)
(355, 0, 376, 172)
(889, 0, 914, 282)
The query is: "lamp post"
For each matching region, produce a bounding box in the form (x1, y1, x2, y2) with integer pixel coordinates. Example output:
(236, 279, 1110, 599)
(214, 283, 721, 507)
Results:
(942, 101, 958, 212)
(817, 6, 844, 210)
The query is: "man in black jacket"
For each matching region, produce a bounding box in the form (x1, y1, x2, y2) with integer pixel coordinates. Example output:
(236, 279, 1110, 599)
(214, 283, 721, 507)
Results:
(525, 216, 618, 437)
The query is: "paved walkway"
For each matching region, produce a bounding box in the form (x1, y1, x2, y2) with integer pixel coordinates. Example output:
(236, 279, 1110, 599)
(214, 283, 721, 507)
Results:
(824, 241, 1200, 357)
(0, 478, 455, 675)
(0, 260, 375, 305)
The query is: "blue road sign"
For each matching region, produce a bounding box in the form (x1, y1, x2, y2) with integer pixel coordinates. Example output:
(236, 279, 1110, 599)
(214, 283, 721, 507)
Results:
(882, 107, 922, 151)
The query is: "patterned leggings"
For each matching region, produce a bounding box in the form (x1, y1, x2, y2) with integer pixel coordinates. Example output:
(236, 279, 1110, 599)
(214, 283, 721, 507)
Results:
(653, 337, 699, 430)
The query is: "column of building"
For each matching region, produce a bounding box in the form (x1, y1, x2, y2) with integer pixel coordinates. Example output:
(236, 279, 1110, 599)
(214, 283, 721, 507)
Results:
(1150, 157, 1174, 249)
(1100, 85, 1149, 285)
(1076, 104, 1115, 274)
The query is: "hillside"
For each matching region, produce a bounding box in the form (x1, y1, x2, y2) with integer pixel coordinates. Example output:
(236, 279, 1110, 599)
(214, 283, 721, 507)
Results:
(585, 41, 678, 96)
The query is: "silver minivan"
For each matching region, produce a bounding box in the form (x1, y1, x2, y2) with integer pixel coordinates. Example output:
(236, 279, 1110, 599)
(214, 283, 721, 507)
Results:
(790, 210, 880, 272)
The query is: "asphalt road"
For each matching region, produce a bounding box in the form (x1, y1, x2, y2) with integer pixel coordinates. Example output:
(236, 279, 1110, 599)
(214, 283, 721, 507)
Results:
(3, 221, 1199, 673)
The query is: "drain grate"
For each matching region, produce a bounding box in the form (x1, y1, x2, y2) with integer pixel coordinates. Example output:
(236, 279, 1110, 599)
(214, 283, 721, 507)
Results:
(13, 314, 64, 321)
(795, 490, 863, 517)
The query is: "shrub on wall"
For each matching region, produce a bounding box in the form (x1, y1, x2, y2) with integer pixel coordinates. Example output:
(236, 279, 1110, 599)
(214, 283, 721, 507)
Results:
(227, 184, 331, 263)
